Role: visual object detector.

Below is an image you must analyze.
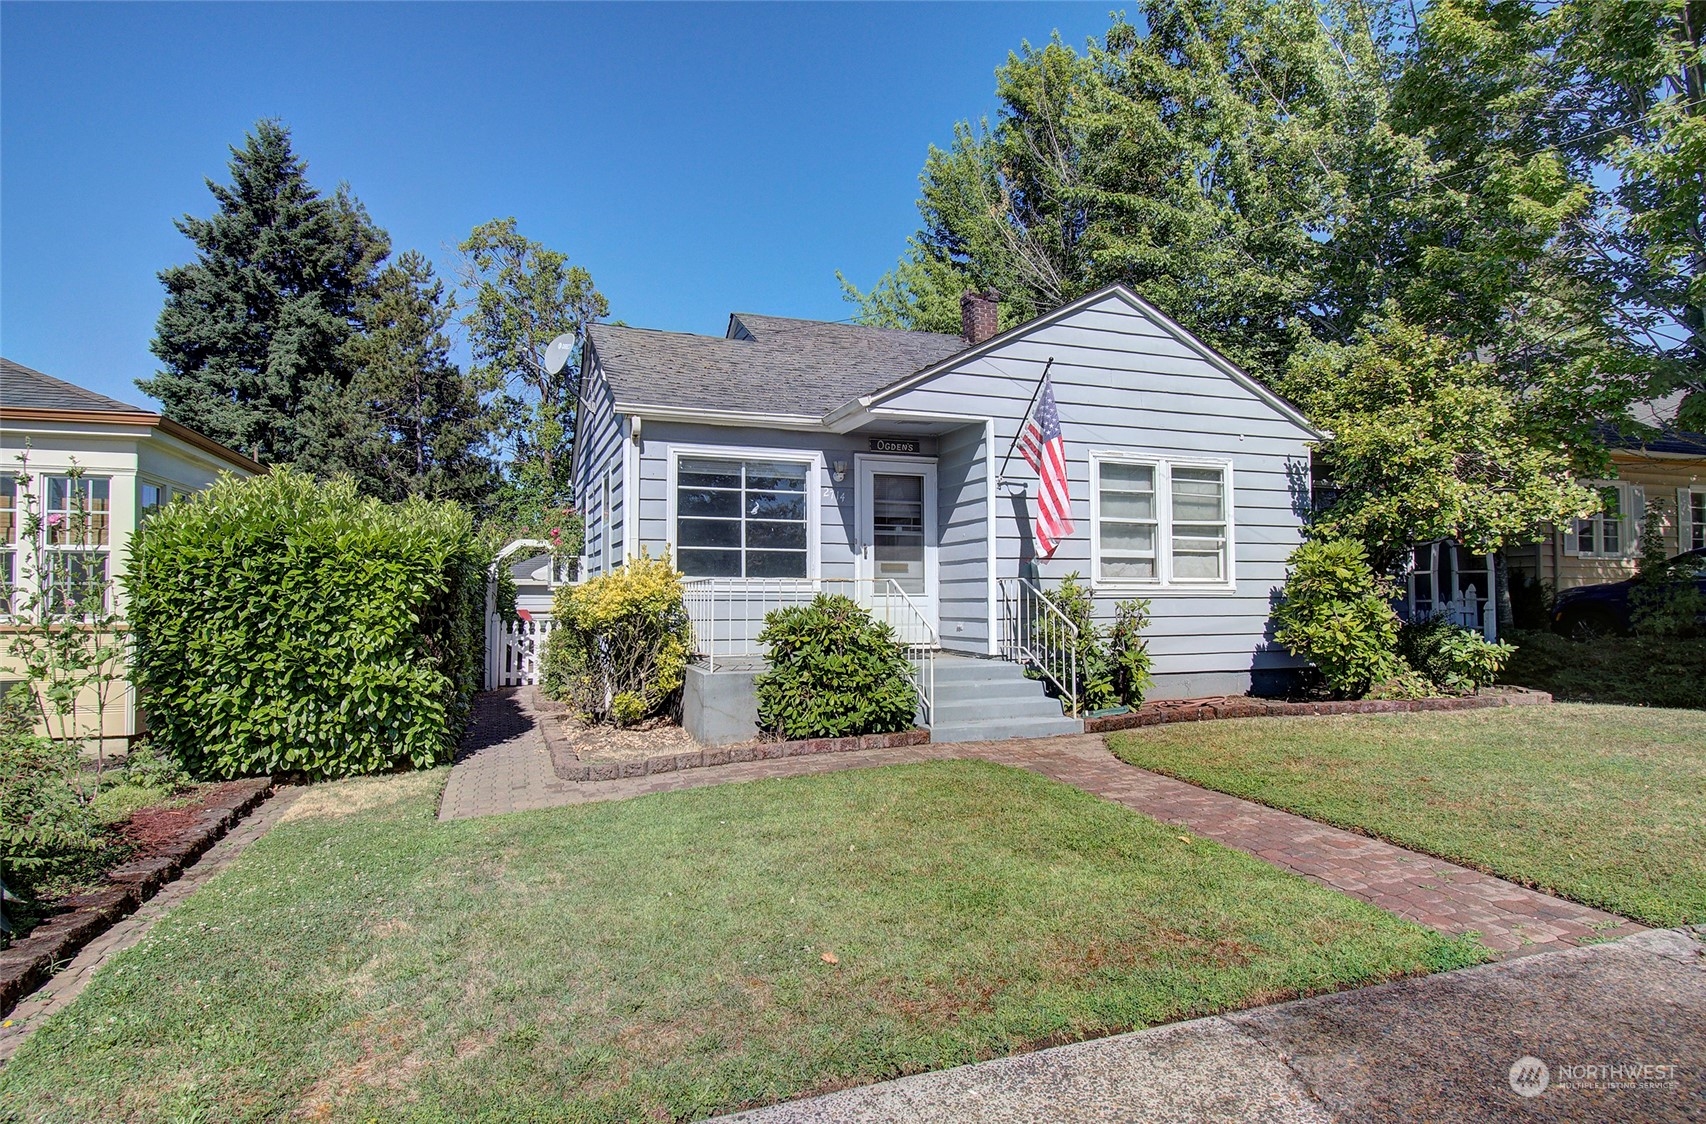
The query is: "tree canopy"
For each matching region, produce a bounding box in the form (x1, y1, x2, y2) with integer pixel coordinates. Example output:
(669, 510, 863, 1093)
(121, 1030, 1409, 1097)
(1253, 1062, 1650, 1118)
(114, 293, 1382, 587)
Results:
(144, 124, 611, 525)
(846, 0, 1698, 559)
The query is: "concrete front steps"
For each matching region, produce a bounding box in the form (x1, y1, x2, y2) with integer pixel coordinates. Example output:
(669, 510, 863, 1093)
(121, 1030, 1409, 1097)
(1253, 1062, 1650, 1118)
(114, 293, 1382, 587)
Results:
(926, 654, 1085, 743)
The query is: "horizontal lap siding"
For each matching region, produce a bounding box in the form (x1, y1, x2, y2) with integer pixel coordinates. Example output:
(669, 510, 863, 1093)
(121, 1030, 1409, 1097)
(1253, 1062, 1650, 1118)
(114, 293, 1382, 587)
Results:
(575, 361, 625, 577)
(884, 292, 1314, 696)
(636, 420, 937, 582)
(937, 423, 990, 653)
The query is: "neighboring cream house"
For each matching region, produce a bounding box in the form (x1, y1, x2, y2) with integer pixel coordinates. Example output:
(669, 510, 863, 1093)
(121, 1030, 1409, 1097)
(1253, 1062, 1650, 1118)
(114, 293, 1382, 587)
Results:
(1506, 425, 1706, 594)
(0, 357, 263, 742)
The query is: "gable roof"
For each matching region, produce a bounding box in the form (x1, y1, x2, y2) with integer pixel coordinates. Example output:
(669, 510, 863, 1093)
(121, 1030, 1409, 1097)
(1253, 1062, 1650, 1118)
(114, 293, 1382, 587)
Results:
(583, 282, 1323, 440)
(1604, 424, 1706, 458)
(586, 316, 966, 419)
(0, 356, 265, 474)
(1, 357, 143, 413)
(851, 283, 1326, 439)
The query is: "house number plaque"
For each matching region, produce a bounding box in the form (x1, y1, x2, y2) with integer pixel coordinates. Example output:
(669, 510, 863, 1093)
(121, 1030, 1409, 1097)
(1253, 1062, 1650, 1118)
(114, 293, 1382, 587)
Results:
(868, 437, 920, 454)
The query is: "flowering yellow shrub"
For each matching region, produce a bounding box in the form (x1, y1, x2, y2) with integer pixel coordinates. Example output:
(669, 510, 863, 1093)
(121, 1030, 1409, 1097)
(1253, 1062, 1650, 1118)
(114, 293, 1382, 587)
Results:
(543, 551, 691, 725)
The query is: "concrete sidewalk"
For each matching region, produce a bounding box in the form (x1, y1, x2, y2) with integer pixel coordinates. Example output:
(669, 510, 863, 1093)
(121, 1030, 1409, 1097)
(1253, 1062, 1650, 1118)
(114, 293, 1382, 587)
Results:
(722, 928, 1706, 1124)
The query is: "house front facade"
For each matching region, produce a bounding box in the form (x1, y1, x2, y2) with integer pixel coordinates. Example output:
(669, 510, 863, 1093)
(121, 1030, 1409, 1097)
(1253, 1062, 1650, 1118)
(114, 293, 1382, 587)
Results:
(570, 284, 1320, 727)
(0, 358, 263, 741)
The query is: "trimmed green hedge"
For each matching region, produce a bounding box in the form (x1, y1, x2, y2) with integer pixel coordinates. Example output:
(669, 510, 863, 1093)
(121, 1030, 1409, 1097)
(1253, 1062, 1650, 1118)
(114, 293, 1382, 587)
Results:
(126, 470, 486, 780)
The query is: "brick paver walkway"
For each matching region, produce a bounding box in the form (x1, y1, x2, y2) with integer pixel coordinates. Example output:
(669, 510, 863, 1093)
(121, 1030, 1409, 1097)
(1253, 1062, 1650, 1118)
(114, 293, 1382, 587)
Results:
(440, 691, 1643, 956)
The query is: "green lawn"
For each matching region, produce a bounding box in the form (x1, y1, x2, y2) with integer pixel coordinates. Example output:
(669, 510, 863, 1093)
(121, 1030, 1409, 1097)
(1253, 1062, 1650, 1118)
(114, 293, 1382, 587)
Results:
(1108, 704, 1706, 928)
(0, 760, 1478, 1123)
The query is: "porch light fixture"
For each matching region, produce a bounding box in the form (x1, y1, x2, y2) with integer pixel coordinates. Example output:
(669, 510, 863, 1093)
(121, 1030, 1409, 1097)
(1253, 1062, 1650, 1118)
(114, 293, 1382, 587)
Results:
(831, 460, 848, 482)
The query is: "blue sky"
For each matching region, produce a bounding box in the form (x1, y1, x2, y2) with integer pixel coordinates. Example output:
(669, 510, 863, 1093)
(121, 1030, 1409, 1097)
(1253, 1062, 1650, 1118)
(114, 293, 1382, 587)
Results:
(2, 2, 1110, 408)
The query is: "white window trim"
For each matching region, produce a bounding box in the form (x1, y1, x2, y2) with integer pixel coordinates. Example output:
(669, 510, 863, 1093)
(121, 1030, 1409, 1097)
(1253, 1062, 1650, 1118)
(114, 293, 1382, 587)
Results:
(1681, 485, 1706, 554)
(665, 444, 823, 583)
(1570, 480, 1639, 559)
(1089, 451, 1237, 593)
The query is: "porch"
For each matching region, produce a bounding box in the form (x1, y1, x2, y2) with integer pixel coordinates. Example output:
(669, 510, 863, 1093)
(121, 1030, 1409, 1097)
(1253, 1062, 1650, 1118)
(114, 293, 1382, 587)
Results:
(678, 575, 1085, 745)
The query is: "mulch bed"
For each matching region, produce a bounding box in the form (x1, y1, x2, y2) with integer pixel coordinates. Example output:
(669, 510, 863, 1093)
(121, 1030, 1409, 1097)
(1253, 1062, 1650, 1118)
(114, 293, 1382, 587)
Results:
(0, 778, 273, 1017)
(516, 688, 930, 783)
(1085, 686, 1553, 733)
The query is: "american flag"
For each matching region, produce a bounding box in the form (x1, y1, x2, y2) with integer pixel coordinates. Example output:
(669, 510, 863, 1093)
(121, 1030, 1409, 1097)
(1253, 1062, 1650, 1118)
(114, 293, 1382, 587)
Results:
(1017, 371, 1075, 558)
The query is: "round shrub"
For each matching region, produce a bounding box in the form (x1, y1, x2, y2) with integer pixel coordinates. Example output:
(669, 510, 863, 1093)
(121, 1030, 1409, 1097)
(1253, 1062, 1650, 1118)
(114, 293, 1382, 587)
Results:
(755, 594, 918, 739)
(1397, 615, 1515, 695)
(546, 552, 692, 725)
(1272, 538, 1405, 698)
(126, 469, 486, 780)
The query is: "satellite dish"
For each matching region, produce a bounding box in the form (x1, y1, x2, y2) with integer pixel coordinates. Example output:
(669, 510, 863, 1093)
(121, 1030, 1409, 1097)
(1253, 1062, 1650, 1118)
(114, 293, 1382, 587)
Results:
(543, 332, 579, 376)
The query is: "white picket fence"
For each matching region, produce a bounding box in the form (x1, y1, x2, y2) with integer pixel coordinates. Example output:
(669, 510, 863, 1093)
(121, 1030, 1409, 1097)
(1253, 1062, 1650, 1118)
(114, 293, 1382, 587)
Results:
(486, 614, 558, 689)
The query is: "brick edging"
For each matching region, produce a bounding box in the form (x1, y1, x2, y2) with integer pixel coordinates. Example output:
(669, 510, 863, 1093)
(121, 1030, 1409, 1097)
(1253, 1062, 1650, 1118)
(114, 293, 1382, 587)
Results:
(1084, 687, 1554, 733)
(0, 777, 274, 1017)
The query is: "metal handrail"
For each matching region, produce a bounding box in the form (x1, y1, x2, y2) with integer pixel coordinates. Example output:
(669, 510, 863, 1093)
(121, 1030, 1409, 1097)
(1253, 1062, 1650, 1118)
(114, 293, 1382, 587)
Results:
(997, 577, 1081, 716)
(679, 576, 936, 723)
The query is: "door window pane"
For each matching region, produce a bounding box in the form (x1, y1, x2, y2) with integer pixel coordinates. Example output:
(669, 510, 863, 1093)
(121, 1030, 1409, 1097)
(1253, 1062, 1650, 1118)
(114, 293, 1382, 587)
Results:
(871, 472, 926, 594)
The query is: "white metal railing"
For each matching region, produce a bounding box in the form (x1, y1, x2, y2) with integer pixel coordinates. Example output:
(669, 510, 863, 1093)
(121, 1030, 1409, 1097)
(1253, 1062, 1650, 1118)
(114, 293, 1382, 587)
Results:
(680, 577, 936, 723)
(998, 577, 1081, 716)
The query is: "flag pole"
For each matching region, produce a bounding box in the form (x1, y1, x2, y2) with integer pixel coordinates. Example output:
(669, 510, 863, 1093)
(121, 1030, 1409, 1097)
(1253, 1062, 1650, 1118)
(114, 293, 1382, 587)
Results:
(996, 357, 1054, 486)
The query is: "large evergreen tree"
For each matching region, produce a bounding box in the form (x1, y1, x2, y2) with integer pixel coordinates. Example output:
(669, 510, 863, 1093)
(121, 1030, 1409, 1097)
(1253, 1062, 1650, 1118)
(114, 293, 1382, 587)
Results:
(143, 120, 389, 466)
(326, 251, 496, 506)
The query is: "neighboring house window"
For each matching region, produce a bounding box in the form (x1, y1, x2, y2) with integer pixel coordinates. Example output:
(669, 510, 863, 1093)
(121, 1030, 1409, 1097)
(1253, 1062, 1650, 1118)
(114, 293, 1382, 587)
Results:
(1091, 455, 1234, 587)
(44, 475, 111, 612)
(140, 482, 166, 523)
(1689, 488, 1706, 552)
(1572, 482, 1631, 558)
(674, 455, 810, 578)
(0, 476, 16, 605)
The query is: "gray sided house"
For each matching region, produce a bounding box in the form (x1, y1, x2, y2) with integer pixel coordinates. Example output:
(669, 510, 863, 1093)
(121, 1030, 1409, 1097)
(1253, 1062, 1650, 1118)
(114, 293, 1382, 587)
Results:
(570, 283, 1321, 742)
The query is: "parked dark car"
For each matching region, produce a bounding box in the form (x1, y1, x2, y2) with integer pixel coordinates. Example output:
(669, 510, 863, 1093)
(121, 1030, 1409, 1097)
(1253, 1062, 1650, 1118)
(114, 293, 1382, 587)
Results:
(1552, 548, 1706, 636)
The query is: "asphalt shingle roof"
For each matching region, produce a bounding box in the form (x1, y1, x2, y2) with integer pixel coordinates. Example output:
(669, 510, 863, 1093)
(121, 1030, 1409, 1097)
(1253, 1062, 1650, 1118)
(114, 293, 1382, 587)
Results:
(1, 357, 144, 413)
(587, 313, 967, 417)
(1599, 421, 1706, 457)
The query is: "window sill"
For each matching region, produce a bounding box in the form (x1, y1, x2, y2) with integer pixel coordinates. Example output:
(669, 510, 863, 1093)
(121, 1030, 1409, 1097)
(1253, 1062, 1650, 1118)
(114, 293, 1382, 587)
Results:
(1091, 580, 1241, 596)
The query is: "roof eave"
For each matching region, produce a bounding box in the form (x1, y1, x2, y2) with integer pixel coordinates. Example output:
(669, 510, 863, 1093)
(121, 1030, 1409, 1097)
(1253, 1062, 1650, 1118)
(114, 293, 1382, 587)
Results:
(616, 401, 826, 430)
(0, 406, 265, 474)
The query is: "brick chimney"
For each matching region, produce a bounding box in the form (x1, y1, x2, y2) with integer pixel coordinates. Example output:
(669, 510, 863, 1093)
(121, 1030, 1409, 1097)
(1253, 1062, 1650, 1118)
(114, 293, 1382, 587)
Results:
(960, 289, 1001, 345)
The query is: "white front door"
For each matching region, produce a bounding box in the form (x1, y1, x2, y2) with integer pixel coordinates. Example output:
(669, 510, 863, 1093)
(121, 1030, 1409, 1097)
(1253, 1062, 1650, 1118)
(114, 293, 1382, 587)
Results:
(856, 456, 938, 644)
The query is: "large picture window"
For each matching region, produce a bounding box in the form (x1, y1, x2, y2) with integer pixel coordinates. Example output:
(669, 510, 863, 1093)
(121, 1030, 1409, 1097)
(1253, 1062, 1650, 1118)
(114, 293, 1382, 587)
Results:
(674, 455, 810, 578)
(1091, 455, 1233, 588)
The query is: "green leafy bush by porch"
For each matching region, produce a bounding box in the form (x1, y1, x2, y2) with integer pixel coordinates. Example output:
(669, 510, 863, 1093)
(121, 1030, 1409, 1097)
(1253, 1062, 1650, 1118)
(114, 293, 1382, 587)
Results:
(1273, 539, 1406, 697)
(755, 594, 918, 739)
(542, 552, 692, 725)
(126, 470, 486, 780)
(1031, 575, 1154, 712)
